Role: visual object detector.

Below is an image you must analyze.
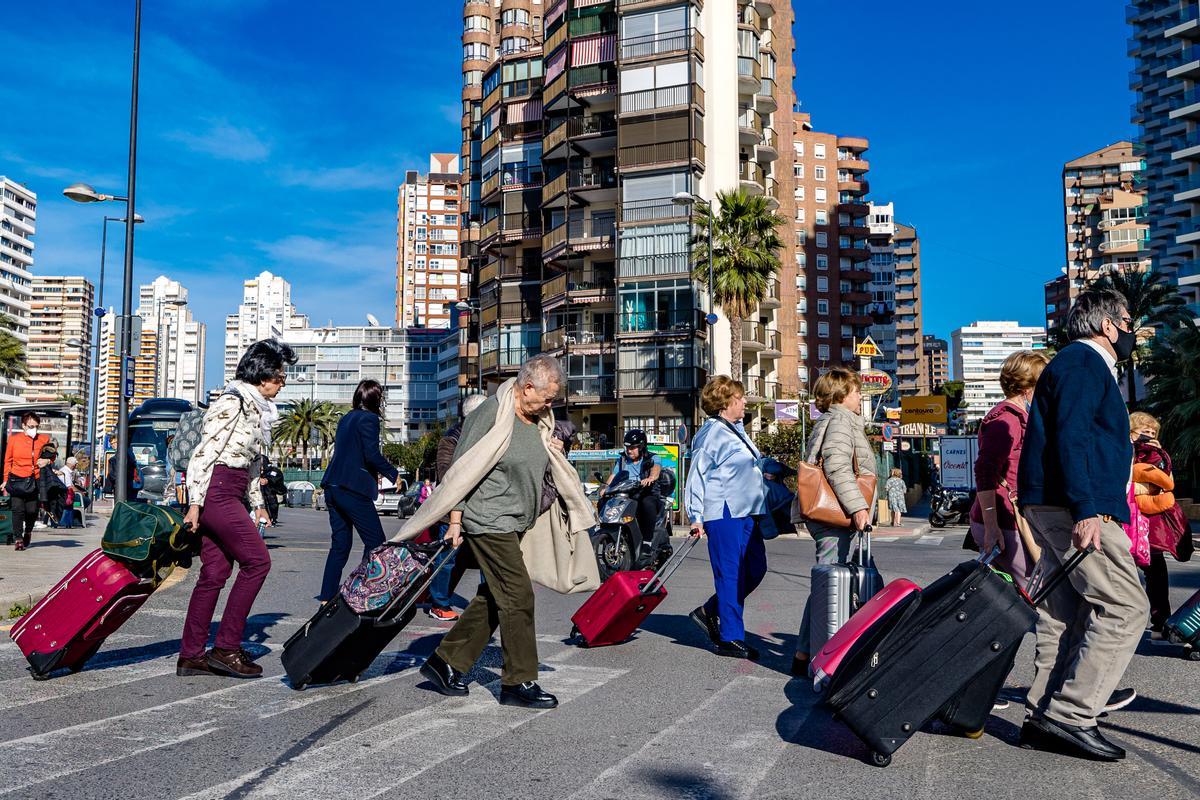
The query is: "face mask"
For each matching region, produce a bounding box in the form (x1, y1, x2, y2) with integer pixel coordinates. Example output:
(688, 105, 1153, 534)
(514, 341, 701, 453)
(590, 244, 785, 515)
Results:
(1109, 325, 1137, 362)
(23, 427, 37, 438)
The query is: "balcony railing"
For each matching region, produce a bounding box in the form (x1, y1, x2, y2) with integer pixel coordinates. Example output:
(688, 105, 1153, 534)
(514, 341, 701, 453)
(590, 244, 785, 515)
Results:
(480, 347, 535, 373)
(620, 0, 702, 7)
(739, 160, 765, 187)
(741, 323, 766, 347)
(620, 198, 691, 225)
(619, 28, 704, 60)
(620, 308, 701, 334)
(567, 376, 616, 400)
(619, 139, 704, 168)
(619, 367, 701, 392)
(737, 56, 761, 85)
(478, 258, 530, 286)
(542, 268, 616, 301)
(545, 114, 616, 153)
(543, 326, 613, 351)
(479, 212, 541, 243)
(619, 84, 701, 115)
(542, 168, 618, 203)
(542, 216, 617, 252)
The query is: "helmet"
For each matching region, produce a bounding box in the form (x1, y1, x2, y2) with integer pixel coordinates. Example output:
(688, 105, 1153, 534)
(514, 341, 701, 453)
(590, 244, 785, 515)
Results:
(623, 429, 647, 449)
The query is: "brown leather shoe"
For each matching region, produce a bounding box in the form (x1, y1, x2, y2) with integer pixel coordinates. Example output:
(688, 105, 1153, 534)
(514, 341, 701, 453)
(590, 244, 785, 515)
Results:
(207, 647, 263, 678)
(176, 655, 216, 677)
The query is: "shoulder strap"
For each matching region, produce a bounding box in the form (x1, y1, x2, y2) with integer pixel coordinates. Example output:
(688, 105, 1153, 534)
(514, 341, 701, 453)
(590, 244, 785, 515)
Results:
(717, 417, 759, 460)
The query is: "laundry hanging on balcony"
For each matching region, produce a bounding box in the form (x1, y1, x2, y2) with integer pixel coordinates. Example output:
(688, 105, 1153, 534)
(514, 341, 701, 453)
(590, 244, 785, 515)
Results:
(571, 34, 616, 67)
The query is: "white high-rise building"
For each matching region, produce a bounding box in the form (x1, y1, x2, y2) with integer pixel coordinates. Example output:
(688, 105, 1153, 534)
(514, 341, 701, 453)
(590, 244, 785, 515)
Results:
(0, 177, 36, 403)
(224, 271, 310, 381)
(137, 276, 206, 404)
(397, 154, 465, 330)
(951, 321, 1047, 425)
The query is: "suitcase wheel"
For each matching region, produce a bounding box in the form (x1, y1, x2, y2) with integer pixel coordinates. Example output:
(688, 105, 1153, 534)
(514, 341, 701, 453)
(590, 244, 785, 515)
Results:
(870, 752, 891, 768)
(30, 669, 52, 682)
(569, 625, 580, 641)
(962, 727, 985, 740)
(292, 680, 308, 691)
(349, 674, 360, 683)
(1187, 648, 1200, 662)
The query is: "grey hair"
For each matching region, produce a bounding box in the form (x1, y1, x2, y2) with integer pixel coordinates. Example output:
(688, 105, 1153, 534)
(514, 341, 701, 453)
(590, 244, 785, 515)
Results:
(1066, 289, 1128, 342)
(516, 354, 565, 390)
(462, 393, 487, 418)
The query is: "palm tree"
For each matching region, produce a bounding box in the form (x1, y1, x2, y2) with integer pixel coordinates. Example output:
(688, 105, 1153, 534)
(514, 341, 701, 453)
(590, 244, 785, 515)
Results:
(0, 313, 28, 382)
(1142, 325, 1200, 474)
(1089, 266, 1194, 403)
(274, 399, 340, 471)
(691, 188, 784, 382)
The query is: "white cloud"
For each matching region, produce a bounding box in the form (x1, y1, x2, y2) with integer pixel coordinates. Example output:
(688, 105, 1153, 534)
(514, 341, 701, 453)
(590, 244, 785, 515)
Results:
(278, 164, 400, 192)
(165, 119, 271, 162)
(255, 235, 394, 275)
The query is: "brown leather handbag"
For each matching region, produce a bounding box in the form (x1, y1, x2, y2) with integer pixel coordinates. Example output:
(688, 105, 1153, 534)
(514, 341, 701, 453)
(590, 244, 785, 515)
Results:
(792, 420, 876, 528)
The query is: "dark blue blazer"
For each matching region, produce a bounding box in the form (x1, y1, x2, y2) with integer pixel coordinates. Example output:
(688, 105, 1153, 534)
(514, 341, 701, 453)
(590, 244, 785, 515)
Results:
(321, 410, 399, 501)
(1018, 341, 1132, 523)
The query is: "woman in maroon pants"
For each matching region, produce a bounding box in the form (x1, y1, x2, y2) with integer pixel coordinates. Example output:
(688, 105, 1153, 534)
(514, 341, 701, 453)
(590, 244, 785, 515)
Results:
(177, 339, 296, 678)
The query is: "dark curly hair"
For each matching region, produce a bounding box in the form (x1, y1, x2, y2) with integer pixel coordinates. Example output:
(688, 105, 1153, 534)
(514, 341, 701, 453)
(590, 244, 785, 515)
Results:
(235, 338, 298, 385)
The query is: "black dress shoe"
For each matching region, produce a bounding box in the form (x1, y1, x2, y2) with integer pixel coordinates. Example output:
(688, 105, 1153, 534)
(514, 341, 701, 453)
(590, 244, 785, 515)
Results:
(689, 606, 720, 645)
(715, 640, 759, 660)
(1019, 716, 1124, 761)
(499, 681, 558, 709)
(420, 652, 469, 697)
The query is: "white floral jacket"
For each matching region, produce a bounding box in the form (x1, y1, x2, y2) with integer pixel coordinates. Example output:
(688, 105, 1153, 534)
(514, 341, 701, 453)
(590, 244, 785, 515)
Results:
(185, 385, 266, 509)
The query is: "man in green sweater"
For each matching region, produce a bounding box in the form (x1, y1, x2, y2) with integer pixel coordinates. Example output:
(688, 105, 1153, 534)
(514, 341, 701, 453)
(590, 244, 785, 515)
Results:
(420, 355, 565, 709)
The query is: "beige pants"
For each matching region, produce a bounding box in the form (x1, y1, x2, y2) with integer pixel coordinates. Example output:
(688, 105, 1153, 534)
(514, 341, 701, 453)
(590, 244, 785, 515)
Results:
(1024, 506, 1149, 726)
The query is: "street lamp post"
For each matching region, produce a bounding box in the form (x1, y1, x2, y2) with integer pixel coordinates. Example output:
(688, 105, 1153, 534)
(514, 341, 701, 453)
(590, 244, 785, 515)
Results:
(455, 301, 484, 394)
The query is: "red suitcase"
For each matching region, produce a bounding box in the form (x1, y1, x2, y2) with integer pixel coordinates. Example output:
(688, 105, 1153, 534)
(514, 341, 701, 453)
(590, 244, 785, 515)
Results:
(10, 549, 154, 679)
(811, 578, 921, 692)
(571, 535, 699, 647)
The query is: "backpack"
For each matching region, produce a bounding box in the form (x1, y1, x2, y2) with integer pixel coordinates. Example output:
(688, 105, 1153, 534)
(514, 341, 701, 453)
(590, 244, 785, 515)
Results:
(168, 409, 206, 471)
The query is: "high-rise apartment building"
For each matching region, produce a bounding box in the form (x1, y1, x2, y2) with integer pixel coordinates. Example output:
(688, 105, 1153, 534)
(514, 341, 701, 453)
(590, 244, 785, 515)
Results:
(923, 335, 949, 390)
(138, 276, 206, 405)
(1129, 2, 1200, 312)
(97, 310, 159, 437)
(1044, 142, 1148, 336)
(224, 271, 310, 381)
(24, 276, 94, 435)
(459, 0, 794, 440)
(951, 321, 1046, 425)
(789, 113, 872, 392)
(397, 155, 467, 329)
(863, 203, 925, 396)
(0, 177, 35, 403)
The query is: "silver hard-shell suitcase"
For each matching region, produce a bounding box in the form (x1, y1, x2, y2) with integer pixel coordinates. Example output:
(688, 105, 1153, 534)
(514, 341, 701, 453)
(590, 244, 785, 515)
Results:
(808, 529, 882, 657)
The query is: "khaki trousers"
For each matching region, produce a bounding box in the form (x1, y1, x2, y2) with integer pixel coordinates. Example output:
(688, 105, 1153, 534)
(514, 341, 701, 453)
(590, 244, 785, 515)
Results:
(436, 530, 538, 685)
(1024, 506, 1149, 726)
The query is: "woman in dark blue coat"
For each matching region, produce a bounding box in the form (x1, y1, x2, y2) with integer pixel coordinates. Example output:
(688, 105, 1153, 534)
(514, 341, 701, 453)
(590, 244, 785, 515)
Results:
(318, 379, 399, 603)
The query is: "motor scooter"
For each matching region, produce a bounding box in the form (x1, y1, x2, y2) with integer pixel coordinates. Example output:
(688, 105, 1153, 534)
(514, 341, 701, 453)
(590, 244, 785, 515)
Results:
(591, 469, 676, 581)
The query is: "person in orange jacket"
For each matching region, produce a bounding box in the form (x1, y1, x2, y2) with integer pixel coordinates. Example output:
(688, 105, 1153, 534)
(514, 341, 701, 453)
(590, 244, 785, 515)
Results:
(2, 412, 53, 550)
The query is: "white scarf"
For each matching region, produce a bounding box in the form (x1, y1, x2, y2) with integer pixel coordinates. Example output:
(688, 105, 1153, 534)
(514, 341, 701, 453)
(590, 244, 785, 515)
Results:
(226, 380, 278, 447)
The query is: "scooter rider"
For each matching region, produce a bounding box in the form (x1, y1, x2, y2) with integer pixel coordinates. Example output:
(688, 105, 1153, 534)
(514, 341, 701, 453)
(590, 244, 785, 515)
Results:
(601, 430, 664, 562)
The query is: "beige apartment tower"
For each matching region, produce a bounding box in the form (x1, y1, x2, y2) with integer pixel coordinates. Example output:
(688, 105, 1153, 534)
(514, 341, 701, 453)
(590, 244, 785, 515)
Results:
(397, 154, 465, 329)
(24, 276, 94, 435)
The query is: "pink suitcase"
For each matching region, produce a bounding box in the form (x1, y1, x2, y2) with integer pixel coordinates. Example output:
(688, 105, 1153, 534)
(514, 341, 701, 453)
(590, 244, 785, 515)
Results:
(571, 535, 700, 647)
(10, 549, 154, 679)
(811, 578, 921, 692)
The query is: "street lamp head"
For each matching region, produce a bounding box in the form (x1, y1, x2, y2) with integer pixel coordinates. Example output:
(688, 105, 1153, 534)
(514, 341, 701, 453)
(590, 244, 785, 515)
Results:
(129, 213, 145, 224)
(455, 301, 472, 312)
(64, 183, 103, 203)
(65, 337, 84, 348)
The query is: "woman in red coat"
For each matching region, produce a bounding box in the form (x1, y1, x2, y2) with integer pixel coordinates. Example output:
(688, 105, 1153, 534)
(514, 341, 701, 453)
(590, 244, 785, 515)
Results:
(2, 412, 53, 550)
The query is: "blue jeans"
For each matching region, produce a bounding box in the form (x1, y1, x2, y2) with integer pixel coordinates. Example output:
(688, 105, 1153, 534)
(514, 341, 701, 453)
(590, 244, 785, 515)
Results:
(701, 508, 768, 642)
(319, 485, 386, 601)
(428, 522, 459, 609)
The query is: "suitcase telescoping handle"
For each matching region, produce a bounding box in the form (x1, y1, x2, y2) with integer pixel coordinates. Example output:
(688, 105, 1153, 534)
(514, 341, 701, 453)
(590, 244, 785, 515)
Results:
(1025, 545, 1094, 607)
(640, 534, 702, 596)
(373, 542, 457, 627)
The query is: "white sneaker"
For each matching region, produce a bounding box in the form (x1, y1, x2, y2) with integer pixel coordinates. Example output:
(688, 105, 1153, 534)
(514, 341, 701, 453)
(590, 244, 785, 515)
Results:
(33, 521, 48, 530)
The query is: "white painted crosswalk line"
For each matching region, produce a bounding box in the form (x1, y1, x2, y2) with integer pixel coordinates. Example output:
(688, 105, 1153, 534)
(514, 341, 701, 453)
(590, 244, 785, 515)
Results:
(567, 675, 813, 800)
(176, 663, 625, 800)
(0, 632, 151, 663)
(915, 535, 945, 546)
(873, 536, 900, 543)
(0, 650, 426, 798)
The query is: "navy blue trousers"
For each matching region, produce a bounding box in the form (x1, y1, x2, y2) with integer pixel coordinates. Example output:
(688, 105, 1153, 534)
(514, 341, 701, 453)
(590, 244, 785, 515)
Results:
(319, 485, 387, 601)
(701, 510, 767, 642)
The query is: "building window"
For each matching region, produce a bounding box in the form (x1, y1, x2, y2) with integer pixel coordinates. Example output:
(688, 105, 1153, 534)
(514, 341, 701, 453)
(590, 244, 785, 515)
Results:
(464, 42, 490, 61)
(465, 15, 489, 32)
(814, 143, 826, 159)
(815, 187, 827, 203)
(840, 302, 851, 315)
(795, 141, 804, 157)
(794, 163, 804, 179)
(501, 8, 530, 27)
(797, 298, 807, 313)
(797, 230, 807, 245)
(796, 274, 807, 290)
(815, 209, 827, 225)
(795, 186, 805, 201)
(817, 276, 828, 292)
(817, 299, 829, 315)
(818, 344, 830, 360)
(818, 321, 830, 338)
(814, 166, 826, 181)
(815, 232, 828, 248)
(816, 254, 828, 270)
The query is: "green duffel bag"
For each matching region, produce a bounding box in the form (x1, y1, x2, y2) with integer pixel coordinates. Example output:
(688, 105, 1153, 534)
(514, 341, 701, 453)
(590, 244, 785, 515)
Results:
(102, 502, 199, 584)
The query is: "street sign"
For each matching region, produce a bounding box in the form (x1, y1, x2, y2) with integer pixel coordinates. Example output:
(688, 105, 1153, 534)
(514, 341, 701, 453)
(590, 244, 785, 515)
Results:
(882, 423, 894, 442)
(883, 441, 896, 452)
(939, 435, 978, 491)
(860, 369, 893, 396)
(114, 315, 143, 352)
(123, 356, 136, 398)
(775, 400, 799, 421)
(854, 337, 882, 358)
(886, 407, 902, 421)
(901, 395, 949, 425)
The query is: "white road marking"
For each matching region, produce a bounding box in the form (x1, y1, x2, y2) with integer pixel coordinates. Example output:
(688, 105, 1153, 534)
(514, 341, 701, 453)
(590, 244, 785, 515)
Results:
(175, 663, 625, 800)
(0, 632, 151, 662)
(873, 536, 900, 543)
(567, 675, 812, 800)
(915, 536, 945, 546)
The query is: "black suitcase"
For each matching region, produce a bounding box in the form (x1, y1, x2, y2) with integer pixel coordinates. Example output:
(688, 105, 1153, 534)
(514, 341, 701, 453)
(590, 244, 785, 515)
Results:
(826, 548, 1090, 767)
(281, 543, 452, 690)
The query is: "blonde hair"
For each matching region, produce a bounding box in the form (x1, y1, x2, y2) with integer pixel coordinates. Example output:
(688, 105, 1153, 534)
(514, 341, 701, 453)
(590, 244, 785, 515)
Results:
(812, 368, 862, 413)
(1129, 411, 1160, 436)
(701, 376, 745, 416)
(890, 468, 902, 478)
(999, 350, 1050, 398)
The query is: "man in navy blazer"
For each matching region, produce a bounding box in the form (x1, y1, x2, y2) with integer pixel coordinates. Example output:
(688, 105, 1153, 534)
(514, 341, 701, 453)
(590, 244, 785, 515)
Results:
(1017, 290, 1149, 762)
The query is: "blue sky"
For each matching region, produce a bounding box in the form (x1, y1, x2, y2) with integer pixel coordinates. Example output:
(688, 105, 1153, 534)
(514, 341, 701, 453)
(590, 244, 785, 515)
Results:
(4, 1, 1132, 388)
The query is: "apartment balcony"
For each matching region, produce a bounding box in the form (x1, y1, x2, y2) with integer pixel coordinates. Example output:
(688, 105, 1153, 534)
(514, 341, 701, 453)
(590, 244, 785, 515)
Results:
(619, 0, 703, 10)
(1098, 237, 1148, 254)
(618, 83, 703, 117)
(756, 75, 778, 112)
(543, 114, 617, 160)
(619, 307, 704, 337)
(760, 279, 781, 309)
(839, 199, 870, 216)
(541, 216, 617, 261)
(481, 164, 544, 203)
(738, 110, 764, 145)
(763, 177, 779, 210)
(837, 156, 870, 174)
(542, 167, 618, 207)
(739, 161, 766, 195)
(838, 178, 867, 194)
(479, 347, 532, 376)
(843, 221, 871, 238)
(843, 289, 871, 303)
(619, 139, 705, 171)
(837, 135, 869, 153)
(762, 329, 782, 356)
(618, 366, 704, 394)
(620, 197, 691, 225)
(545, 65, 618, 111)
(842, 264, 872, 281)
(619, 27, 704, 62)
(480, 128, 500, 158)
(566, 376, 616, 404)
(737, 56, 761, 95)
(742, 375, 778, 402)
(541, 325, 616, 355)
(541, 267, 616, 308)
(741, 322, 766, 351)
(1171, 87, 1200, 120)
(756, 127, 778, 162)
(479, 257, 532, 287)
(840, 241, 870, 259)
(479, 212, 542, 247)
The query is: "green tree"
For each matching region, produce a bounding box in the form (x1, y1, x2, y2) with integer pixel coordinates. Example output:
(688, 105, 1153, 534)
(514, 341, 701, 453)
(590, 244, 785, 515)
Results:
(691, 189, 784, 381)
(1090, 266, 1194, 403)
(753, 422, 810, 466)
(0, 313, 29, 382)
(1142, 325, 1200, 475)
(274, 399, 340, 470)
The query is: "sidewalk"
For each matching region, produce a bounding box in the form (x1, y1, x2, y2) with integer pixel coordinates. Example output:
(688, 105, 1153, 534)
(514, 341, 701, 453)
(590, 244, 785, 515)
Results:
(0, 506, 110, 614)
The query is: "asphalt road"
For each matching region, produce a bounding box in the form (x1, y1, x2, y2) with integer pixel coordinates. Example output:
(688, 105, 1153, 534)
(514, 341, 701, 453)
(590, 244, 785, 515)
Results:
(1, 509, 1198, 800)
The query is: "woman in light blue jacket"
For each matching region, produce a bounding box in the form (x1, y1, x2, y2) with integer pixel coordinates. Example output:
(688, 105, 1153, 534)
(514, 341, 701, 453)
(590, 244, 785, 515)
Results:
(685, 376, 768, 660)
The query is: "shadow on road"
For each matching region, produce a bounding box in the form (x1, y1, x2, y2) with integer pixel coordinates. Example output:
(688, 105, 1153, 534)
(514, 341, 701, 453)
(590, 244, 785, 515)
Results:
(774, 677, 866, 764)
(25, 537, 85, 548)
(639, 767, 735, 800)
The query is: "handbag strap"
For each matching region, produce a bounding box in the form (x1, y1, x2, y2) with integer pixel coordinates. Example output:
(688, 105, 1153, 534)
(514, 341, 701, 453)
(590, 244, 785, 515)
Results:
(806, 412, 864, 476)
(716, 417, 760, 462)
